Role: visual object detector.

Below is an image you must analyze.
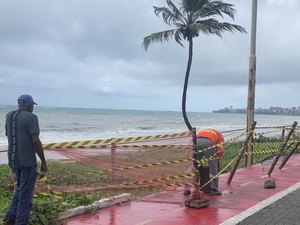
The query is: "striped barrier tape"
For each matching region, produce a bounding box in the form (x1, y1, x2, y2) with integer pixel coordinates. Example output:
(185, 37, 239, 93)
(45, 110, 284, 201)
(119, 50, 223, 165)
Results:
(46, 139, 237, 151)
(45, 132, 250, 183)
(44, 130, 247, 151)
(47, 157, 213, 183)
(43, 129, 247, 151)
(121, 145, 284, 190)
(45, 140, 237, 152)
(197, 135, 283, 191)
(46, 144, 193, 150)
(198, 148, 242, 191)
(45, 131, 288, 186)
(39, 142, 296, 193)
(105, 181, 195, 189)
(193, 130, 247, 155)
(95, 158, 192, 173)
(254, 129, 284, 138)
(252, 149, 280, 155)
(43, 131, 191, 149)
(255, 126, 291, 130)
(117, 144, 192, 149)
(253, 140, 300, 148)
(44, 147, 292, 191)
(47, 150, 284, 184)
(40, 181, 195, 193)
(253, 141, 282, 146)
(141, 181, 193, 189)
(121, 172, 197, 186)
(47, 158, 192, 182)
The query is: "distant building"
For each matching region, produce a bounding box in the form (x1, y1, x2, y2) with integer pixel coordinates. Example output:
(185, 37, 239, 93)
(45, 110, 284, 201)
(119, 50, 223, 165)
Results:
(212, 106, 300, 116)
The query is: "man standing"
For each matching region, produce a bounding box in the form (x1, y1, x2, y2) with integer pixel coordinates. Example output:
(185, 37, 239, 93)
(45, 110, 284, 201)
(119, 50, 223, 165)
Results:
(3, 94, 47, 225)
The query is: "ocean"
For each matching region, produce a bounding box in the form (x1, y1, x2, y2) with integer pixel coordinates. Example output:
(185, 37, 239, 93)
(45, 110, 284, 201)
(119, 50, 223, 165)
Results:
(0, 105, 299, 151)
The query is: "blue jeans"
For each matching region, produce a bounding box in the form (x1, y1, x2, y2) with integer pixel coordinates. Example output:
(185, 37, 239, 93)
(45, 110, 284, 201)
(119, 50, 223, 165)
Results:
(5, 166, 37, 225)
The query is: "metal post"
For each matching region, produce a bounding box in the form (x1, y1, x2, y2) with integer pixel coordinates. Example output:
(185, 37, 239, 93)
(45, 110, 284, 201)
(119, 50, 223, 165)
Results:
(279, 142, 300, 170)
(267, 121, 298, 176)
(111, 142, 116, 184)
(246, 0, 258, 167)
(191, 128, 199, 191)
(281, 126, 285, 142)
(227, 121, 257, 185)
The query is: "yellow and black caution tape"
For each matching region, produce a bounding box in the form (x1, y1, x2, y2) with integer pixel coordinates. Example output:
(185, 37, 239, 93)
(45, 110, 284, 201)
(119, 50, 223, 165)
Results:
(254, 128, 286, 136)
(118, 144, 192, 149)
(111, 145, 283, 190)
(135, 181, 194, 189)
(194, 155, 218, 167)
(43, 131, 191, 149)
(250, 148, 280, 155)
(256, 125, 291, 130)
(47, 144, 193, 150)
(44, 130, 246, 151)
(253, 140, 300, 149)
(121, 172, 197, 186)
(46, 133, 249, 183)
(36, 175, 63, 197)
(198, 147, 243, 191)
(253, 141, 281, 146)
(225, 130, 248, 145)
(253, 149, 280, 155)
(192, 130, 247, 155)
(197, 128, 260, 190)
(100, 158, 191, 172)
(47, 157, 215, 183)
(47, 158, 192, 182)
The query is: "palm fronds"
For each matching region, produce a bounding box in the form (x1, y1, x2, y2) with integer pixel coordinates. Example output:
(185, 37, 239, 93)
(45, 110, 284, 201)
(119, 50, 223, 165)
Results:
(145, 0, 246, 50)
(195, 18, 246, 37)
(143, 29, 179, 50)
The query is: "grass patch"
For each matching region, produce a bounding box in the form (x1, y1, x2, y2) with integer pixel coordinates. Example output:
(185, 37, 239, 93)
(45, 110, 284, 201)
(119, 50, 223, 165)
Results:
(46, 161, 111, 186)
(0, 162, 160, 225)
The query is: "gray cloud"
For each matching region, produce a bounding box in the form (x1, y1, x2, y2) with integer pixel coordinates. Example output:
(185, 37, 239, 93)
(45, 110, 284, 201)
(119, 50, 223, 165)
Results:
(0, 0, 300, 111)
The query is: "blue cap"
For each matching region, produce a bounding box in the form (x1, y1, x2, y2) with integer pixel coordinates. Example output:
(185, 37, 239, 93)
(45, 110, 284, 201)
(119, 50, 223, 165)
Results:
(18, 94, 38, 105)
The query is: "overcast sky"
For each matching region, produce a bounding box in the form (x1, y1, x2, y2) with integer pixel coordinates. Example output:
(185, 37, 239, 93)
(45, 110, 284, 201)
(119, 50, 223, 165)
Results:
(0, 0, 300, 112)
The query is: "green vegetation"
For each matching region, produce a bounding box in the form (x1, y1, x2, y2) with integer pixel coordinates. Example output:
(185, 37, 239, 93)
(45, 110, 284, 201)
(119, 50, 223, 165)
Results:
(0, 165, 14, 223)
(0, 162, 160, 225)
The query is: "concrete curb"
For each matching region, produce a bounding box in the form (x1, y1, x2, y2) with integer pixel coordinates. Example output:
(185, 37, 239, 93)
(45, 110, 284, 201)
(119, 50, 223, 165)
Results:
(59, 193, 131, 220)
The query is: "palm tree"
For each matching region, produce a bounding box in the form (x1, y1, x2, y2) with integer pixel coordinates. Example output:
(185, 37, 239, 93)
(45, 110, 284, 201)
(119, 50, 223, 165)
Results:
(143, 0, 246, 131)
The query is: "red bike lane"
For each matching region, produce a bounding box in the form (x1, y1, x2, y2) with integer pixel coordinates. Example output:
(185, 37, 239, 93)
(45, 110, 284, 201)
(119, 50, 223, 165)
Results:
(62, 154, 300, 225)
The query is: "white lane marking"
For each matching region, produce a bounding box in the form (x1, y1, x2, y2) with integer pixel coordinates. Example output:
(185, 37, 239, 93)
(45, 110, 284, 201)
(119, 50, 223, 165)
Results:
(239, 181, 252, 187)
(134, 220, 153, 225)
(173, 206, 186, 212)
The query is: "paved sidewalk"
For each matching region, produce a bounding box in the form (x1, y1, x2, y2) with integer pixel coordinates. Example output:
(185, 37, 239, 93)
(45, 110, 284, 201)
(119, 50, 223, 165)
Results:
(237, 187, 300, 225)
(0, 150, 69, 164)
(62, 153, 300, 225)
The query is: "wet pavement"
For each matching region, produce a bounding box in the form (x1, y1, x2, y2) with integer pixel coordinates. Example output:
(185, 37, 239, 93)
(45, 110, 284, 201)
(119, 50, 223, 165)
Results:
(62, 153, 300, 225)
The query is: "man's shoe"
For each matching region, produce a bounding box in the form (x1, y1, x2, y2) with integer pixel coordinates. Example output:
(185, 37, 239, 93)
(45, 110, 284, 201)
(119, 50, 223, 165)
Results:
(183, 189, 191, 195)
(211, 189, 222, 196)
(3, 218, 15, 225)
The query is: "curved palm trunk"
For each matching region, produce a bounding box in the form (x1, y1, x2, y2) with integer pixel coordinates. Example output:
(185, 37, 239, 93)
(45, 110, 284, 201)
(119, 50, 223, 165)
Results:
(182, 37, 193, 131)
